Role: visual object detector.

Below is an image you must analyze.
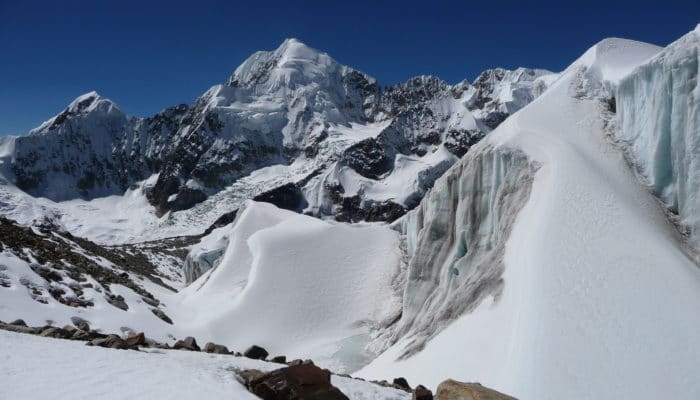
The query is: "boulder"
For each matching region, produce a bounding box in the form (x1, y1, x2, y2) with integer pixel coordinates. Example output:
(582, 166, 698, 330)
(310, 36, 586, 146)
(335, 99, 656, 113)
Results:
(39, 327, 71, 339)
(413, 385, 433, 400)
(88, 334, 127, 350)
(271, 355, 287, 364)
(434, 380, 516, 400)
(248, 364, 349, 400)
(71, 330, 91, 341)
(173, 336, 200, 351)
(393, 377, 411, 391)
(125, 332, 146, 348)
(71, 317, 90, 332)
(244, 345, 269, 360)
(203, 342, 230, 354)
(10, 319, 27, 327)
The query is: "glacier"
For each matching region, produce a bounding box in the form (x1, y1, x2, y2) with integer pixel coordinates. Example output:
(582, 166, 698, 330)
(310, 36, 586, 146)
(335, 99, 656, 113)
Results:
(359, 33, 700, 400)
(615, 28, 700, 248)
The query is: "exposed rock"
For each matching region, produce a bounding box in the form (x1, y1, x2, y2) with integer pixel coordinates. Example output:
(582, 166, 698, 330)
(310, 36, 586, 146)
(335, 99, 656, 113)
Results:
(244, 345, 269, 360)
(39, 326, 71, 339)
(203, 342, 230, 354)
(141, 296, 160, 307)
(151, 308, 173, 324)
(253, 183, 307, 212)
(247, 364, 349, 400)
(173, 336, 200, 351)
(10, 319, 27, 327)
(434, 380, 516, 400)
(125, 332, 146, 348)
(271, 355, 287, 364)
(71, 330, 91, 341)
(238, 369, 265, 386)
(393, 377, 411, 391)
(413, 385, 433, 400)
(88, 334, 128, 350)
(71, 317, 90, 332)
(105, 294, 128, 311)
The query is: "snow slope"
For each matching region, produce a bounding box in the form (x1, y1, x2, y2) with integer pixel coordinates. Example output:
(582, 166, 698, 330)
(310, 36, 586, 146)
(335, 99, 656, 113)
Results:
(176, 201, 404, 373)
(0, 330, 410, 400)
(359, 35, 700, 400)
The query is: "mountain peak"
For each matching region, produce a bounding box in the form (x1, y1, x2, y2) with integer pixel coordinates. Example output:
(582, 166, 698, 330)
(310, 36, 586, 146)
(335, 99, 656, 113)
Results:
(67, 91, 103, 113)
(227, 38, 339, 88)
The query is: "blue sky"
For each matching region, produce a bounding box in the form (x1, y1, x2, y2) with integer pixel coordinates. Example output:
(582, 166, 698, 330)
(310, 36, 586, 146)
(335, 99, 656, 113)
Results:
(1, 0, 698, 135)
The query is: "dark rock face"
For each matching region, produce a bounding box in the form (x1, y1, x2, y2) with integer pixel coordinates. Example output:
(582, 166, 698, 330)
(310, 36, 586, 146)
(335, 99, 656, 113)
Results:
(253, 183, 307, 212)
(247, 364, 349, 400)
(413, 385, 433, 400)
(340, 138, 394, 180)
(244, 345, 269, 360)
(393, 377, 411, 391)
(151, 308, 173, 324)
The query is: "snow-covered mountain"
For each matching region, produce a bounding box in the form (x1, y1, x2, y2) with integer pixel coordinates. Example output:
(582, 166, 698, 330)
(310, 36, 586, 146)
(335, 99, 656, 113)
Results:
(1, 27, 700, 400)
(0, 38, 551, 240)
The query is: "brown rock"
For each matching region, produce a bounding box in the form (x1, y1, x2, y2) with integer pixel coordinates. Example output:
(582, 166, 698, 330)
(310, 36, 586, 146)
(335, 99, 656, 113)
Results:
(238, 369, 265, 386)
(434, 380, 516, 400)
(248, 364, 349, 400)
(203, 342, 230, 354)
(125, 332, 146, 348)
(173, 336, 200, 351)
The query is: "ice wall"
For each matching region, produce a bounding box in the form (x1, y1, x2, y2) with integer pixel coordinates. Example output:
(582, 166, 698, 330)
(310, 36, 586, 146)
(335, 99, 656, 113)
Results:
(380, 144, 539, 357)
(616, 30, 700, 244)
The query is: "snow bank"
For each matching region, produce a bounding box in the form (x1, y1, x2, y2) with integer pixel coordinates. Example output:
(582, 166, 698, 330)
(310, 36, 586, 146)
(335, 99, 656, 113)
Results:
(0, 330, 409, 400)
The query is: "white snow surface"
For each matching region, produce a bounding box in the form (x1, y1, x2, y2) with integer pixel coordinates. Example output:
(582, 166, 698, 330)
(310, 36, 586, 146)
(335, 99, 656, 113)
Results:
(0, 330, 410, 400)
(176, 201, 404, 373)
(359, 36, 700, 400)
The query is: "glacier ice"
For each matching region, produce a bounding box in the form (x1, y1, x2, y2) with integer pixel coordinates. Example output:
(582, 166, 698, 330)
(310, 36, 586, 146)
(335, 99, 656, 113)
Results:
(373, 143, 539, 357)
(616, 29, 700, 246)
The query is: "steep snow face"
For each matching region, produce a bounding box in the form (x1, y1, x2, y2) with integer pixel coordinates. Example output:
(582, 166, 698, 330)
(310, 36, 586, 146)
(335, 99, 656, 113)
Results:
(616, 29, 700, 246)
(176, 201, 404, 372)
(360, 36, 700, 400)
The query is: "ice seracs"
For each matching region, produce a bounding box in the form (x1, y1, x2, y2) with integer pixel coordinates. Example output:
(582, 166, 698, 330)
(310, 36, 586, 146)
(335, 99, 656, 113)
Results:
(615, 28, 700, 248)
(359, 33, 700, 400)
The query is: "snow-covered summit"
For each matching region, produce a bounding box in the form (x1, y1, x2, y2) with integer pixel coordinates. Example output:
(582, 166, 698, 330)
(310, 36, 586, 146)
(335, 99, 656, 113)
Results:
(227, 38, 365, 91)
(0, 38, 554, 241)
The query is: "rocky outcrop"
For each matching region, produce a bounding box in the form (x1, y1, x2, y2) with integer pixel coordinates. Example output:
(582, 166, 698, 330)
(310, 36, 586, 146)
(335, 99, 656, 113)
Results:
(435, 380, 516, 400)
(245, 364, 350, 400)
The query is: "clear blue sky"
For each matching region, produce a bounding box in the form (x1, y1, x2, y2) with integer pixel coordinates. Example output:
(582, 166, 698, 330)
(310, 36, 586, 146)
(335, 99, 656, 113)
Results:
(1, 0, 698, 135)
